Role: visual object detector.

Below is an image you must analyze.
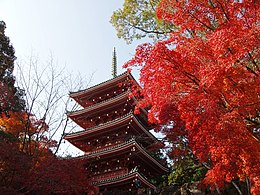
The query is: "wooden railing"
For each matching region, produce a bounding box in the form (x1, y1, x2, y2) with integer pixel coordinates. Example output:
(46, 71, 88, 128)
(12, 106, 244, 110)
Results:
(92, 168, 128, 182)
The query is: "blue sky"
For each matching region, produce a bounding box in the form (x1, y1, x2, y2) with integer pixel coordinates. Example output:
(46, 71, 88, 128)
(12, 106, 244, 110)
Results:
(0, 0, 148, 156)
(0, 0, 141, 84)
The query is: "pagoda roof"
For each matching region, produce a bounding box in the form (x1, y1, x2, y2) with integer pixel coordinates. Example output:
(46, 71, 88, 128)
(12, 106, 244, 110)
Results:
(95, 170, 156, 190)
(78, 139, 169, 173)
(67, 90, 131, 118)
(69, 72, 137, 98)
(64, 112, 157, 143)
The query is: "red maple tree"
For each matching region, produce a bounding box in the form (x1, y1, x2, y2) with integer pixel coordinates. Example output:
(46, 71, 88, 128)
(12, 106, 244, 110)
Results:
(0, 112, 94, 194)
(124, 0, 260, 194)
(25, 154, 94, 194)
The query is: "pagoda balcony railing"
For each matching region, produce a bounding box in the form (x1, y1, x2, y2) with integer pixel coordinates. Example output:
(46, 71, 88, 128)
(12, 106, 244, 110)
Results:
(93, 169, 157, 190)
(87, 138, 135, 157)
(87, 140, 125, 154)
(92, 168, 128, 182)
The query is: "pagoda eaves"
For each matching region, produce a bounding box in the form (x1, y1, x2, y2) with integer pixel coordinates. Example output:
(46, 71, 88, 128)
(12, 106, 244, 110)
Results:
(64, 112, 158, 145)
(69, 72, 138, 107)
(68, 90, 131, 118)
(77, 138, 168, 174)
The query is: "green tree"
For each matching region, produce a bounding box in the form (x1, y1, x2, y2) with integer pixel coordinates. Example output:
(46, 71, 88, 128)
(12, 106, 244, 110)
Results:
(110, 0, 175, 44)
(0, 21, 24, 113)
(168, 154, 207, 185)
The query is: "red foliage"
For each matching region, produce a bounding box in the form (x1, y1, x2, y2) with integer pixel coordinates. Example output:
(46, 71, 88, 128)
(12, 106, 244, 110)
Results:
(125, 0, 260, 194)
(26, 154, 94, 194)
(0, 112, 93, 194)
(0, 137, 32, 194)
(0, 111, 48, 137)
(0, 139, 93, 194)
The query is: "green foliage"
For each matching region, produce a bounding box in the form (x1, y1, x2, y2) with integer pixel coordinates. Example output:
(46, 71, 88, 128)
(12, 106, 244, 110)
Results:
(168, 155, 207, 185)
(0, 21, 25, 113)
(110, 0, 175, 44)
(0, 21, 16, 84)
(151, 174, 168, 189)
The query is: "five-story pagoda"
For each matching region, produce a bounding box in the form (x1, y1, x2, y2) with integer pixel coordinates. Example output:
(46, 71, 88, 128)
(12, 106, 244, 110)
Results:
(64, 50, 168, 194)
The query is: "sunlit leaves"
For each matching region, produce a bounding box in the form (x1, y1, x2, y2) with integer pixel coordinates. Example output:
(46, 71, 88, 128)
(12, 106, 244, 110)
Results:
(125, 0, 260, 194)
(0, 112, 46, 137)
(111, 0, 175, 43)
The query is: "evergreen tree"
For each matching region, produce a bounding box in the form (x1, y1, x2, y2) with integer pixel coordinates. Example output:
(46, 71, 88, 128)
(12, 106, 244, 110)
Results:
(0, 21, 24, 113)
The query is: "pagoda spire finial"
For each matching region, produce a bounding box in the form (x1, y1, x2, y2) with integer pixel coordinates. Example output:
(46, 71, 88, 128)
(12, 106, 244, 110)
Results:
(112, 47, 117, 78)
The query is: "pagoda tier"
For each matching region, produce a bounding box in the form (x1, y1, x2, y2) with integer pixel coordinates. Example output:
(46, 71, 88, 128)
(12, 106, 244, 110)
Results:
(65, 72, 168, 193)
(68, 90, 149, 130)
(83, 139, 168, 175)
(69, 72, 137, 107)
(64, 112, 159, 152)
